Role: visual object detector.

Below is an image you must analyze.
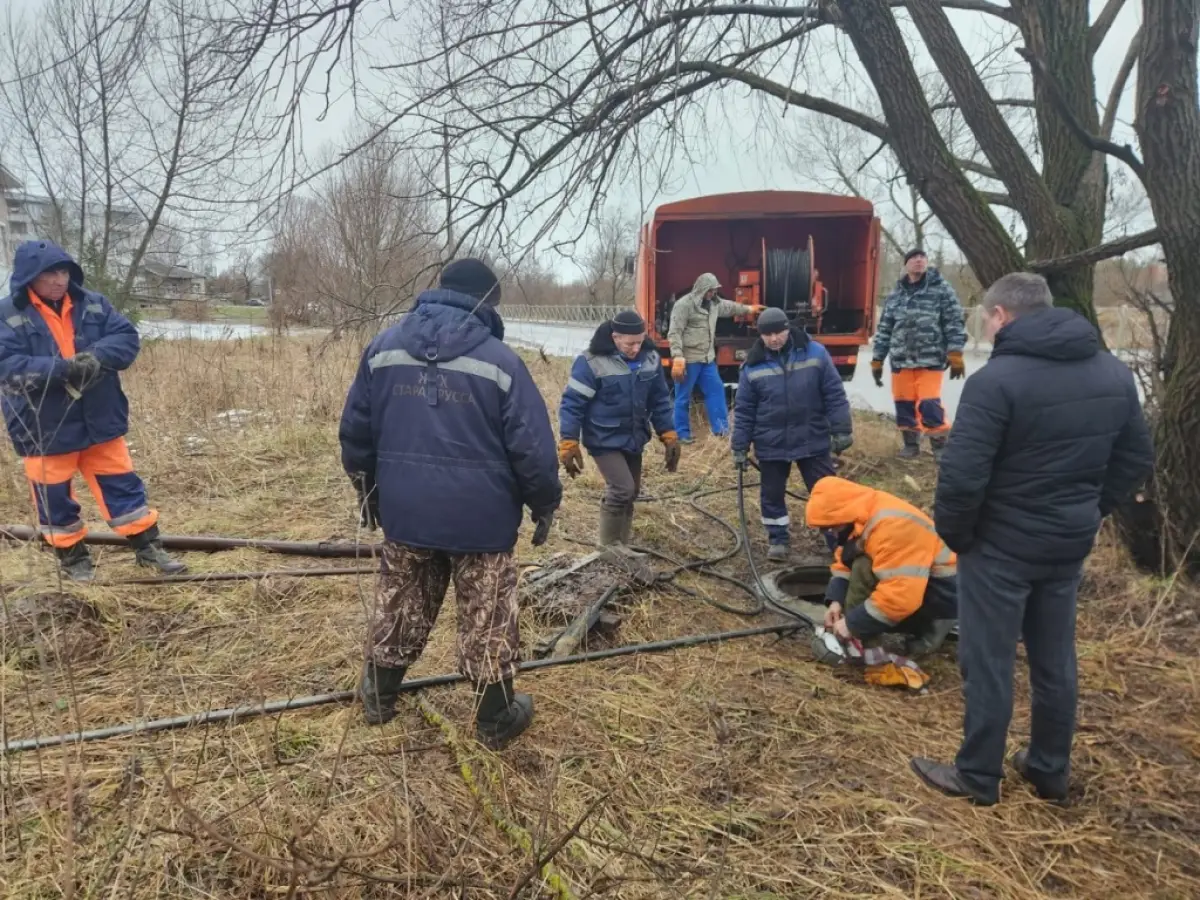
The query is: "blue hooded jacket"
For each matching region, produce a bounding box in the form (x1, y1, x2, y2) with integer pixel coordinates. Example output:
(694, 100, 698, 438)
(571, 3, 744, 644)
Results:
(0, 240, 140, 457)
(558, 323, 674, 455)
(339, 289, 562, 553)
(732, 326, 852, 461)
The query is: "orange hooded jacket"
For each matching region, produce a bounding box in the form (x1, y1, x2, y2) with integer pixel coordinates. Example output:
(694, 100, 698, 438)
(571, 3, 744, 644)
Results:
(805, 477, 956, 633)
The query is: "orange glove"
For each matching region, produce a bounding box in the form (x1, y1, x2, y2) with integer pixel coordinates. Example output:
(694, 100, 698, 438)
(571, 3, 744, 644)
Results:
(660, 430, 681, 472)
(671, 358, 686, 383)
(864, 662, 930, 691)
(558, 439, 583, 478)
(947, 350, 966, 380)
(870, 359, 884, 388)
(745, 305, 765, 316)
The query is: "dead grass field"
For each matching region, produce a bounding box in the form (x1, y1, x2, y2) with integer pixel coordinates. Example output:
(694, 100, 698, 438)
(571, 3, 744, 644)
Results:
(1, 334, 1197, 899)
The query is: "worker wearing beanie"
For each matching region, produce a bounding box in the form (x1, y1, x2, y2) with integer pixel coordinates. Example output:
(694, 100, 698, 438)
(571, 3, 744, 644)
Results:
(731, 307, 852, 562)
(667, 272, 764, 440)
(0, 239, 186, 582)
(871, 249, 967, 461)
(558, 309, 678, 545)
(340, 256, 562, 749)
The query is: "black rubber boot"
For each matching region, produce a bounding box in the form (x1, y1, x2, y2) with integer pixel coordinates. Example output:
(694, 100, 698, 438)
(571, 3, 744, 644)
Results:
(767, 543, 789, 563)
(598, 506, 625, 547)
(129, 525, 187, 575)
(929, 434, 948, 462)
(905, 619, 957, 658)
(898, 430, 921, 460)
(475, 678, 534, 750)
(360, 661, 408, 725)
(56, 543, 95, 582)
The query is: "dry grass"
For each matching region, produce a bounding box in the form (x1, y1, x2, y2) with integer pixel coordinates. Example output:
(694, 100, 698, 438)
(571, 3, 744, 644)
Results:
(1, 335, 1197, 899)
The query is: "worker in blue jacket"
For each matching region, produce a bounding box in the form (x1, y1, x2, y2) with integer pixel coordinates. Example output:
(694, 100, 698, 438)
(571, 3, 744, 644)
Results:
(731, 307, 853, 561)
(558, 310, 680, 546)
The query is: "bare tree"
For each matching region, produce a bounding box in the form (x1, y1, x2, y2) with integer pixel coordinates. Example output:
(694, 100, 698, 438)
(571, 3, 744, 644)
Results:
(580, 210, 637, 308)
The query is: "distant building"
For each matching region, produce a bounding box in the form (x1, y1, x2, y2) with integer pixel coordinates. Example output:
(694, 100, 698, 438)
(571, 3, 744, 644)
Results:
(134, 261, 207, 301)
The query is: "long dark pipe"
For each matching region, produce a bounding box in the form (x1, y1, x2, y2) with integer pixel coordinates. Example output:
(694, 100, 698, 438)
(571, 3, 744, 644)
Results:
(2, 622, 799, 754)
(103, 566, 379, 586)
(0, 525, 380, 558)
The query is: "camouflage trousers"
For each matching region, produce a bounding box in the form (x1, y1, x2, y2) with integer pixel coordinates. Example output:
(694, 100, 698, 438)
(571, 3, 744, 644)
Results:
(369, 541, 521, 684)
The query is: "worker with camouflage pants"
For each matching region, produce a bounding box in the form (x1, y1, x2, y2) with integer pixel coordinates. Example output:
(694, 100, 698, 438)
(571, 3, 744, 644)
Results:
(870, 250, 967, 461)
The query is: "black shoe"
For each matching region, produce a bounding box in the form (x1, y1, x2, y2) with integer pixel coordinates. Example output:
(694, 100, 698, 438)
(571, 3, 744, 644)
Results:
(898, 431, 921, 460)
(360, 661, 408, 725)
(55, 543, 95, 582)
(1011, 749, 1069, 803)
(129, 526, 187, 575)
(910, 757, 998, 806)
(475, 678, 534, 750)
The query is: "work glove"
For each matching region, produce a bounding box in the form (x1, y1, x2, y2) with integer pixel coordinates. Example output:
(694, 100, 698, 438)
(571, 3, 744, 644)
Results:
(745, 305, 765, 316)
(559, 439, 584, 478)
(65, 352, 103, 392)
(660, 431, 681, 473)
(732, 448, 748, 469)
(947, 350, 966, 380)
(349, 472, 380, 531)
(830, 433, 854, 456)
(671, 358, 686, 384)
(864, 661, 930, 691)
(531, 509, 555, 546)
(870, 359, 884, 388)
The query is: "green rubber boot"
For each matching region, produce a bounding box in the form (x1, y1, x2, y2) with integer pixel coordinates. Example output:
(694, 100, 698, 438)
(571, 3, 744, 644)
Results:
(475, 678, 534, 750)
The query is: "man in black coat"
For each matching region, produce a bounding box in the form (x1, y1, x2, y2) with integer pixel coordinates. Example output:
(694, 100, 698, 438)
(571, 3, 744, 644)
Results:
(911, 273, 1153, 806)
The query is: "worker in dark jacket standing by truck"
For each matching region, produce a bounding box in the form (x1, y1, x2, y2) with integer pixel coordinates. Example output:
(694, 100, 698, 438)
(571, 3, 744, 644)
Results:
(340, 258, 562, 750)
(558, 310, 679, 546)
(0, 239, 185, 581)
(871, 250, 967, 461)
(731, 308, 852, 561)
(912, 273, 1154, 806)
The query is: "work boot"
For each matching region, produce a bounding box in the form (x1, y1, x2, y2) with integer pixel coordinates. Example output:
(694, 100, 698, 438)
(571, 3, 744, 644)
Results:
(905, 619, 957, 658)
(898, 430, 921, 460)
(128, 526, 187, 575)
(360, 660, 408, 725)
(598, 505, 626, 547)
(910, 758, 998, 806)
(475, 678, 534, 750)
(55, 543, 95, 582)
(929, 434, 948, 462)
(1011, 749, 1070, 804)
(767, 543, 790, 563)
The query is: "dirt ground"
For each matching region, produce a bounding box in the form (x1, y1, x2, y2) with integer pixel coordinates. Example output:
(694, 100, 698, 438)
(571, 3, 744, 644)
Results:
(0, 334, 1197, 899)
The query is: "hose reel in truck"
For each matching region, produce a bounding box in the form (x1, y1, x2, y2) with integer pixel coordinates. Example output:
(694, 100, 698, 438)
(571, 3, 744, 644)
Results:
(734, 236, 827, 324)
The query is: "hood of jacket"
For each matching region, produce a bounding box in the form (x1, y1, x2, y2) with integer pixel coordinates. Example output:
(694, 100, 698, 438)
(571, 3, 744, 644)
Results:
(805, 476, 878, 529)
(588, 322, 656, 359)
(894, 267, 945, 294)
(991, 306, 1099, 362)
(743, 325, 810, 367)
(9, 240, 85, 306)
(689, 272, 721, 298)
(398, 288, 505, 362)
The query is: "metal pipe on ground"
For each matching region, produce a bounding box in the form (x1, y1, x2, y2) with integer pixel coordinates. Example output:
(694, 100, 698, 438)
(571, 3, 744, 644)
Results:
(0, 525, 380, 558)
(101, 566, 380, 586)
(3, 622, 800, 754)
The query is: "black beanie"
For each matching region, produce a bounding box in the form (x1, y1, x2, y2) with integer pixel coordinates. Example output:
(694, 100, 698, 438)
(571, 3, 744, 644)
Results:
(756, 306, 790, 335)
(610, 309, 646, 335)
(440, 258, 501, 306)
(903, 248, 927, 264)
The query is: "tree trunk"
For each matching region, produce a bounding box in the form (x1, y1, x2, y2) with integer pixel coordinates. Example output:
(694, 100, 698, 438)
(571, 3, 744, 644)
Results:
(1135, 0, 1200, 571)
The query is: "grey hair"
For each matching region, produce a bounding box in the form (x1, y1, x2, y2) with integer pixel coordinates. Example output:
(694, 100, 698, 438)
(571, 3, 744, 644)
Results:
(982, 272, 1053, 317)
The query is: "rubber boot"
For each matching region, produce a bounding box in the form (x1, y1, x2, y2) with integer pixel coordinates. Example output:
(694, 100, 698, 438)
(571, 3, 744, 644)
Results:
(360, 660, 408, 725)
(129, 525, 187, 575)
(55, 543, 95, 582)
(898, 430, 921, 460)
(475, 678, 534, 750)
(929, 434, 948, 463)
(905, 619, 957, 658)
(619, 504, 634, 545)
(598, 505, 625, 546)
(767, 543, 789, 563)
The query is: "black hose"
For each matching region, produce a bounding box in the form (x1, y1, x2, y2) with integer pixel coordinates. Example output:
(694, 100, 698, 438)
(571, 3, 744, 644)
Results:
(764, 247, 812, 313)
(2, 622, 801, 754)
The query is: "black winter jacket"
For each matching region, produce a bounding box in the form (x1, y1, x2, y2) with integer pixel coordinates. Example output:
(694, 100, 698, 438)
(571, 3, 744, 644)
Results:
(934, 307, 1153, 565)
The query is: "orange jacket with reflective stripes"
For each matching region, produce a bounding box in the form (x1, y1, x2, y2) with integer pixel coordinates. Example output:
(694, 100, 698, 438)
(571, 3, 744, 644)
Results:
(805, 477, 956, 633)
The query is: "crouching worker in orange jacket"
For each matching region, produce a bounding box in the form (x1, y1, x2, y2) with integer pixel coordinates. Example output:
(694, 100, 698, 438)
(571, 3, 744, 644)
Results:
(0, 240, 186, 581)
(805, 477, 957, 658)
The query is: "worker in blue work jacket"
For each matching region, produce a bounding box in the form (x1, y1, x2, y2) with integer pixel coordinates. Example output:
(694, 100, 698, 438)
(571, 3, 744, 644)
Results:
(731, 307, 853, 562)
(558, 309, 680, 546)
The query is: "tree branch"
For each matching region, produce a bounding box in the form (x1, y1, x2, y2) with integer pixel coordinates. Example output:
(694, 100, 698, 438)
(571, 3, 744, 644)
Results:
(1029, 228, 1160, 272)
(890, 0, 1015, 21)
(930, 97, 1035, 112)
(1089, 0, 1129, 55)
(978, 190, 1016, 208)
(1101, 26, 1142, 140)
(1017, 46, 1146, 179)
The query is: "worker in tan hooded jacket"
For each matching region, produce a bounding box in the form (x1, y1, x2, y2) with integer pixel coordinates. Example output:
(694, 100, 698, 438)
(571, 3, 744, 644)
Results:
(667, 272, 763, 441)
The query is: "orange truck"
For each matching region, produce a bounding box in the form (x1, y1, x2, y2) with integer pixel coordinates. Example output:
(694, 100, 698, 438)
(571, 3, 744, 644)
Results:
(633, 190, 882, 382)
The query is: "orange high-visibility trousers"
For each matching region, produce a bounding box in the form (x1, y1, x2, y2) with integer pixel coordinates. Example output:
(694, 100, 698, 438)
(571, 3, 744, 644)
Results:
(890, 368, 949, 434)
(23, 437, 158, 548)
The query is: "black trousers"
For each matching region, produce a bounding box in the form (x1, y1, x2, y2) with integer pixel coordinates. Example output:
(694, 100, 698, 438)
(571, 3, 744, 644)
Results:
(954, 547, 1083, 799)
